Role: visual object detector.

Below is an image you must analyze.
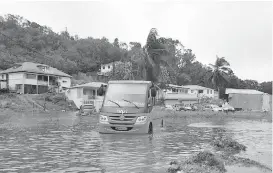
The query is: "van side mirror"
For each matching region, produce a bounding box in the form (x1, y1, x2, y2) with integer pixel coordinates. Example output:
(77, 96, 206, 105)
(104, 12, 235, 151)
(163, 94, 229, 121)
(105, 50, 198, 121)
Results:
(151, 88, 156, 97)
(97, 86, 104, 96)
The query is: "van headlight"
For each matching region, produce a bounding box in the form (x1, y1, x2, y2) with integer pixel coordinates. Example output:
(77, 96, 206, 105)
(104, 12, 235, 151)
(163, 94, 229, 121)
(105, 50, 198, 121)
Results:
(99, 115, 109, 124)
(135, 116, 147, 124)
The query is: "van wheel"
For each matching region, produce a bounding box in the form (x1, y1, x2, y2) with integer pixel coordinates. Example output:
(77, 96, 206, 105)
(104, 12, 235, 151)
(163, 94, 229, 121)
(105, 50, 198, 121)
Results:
(148, 123, 153, 134)
(161, 119, 164, 127)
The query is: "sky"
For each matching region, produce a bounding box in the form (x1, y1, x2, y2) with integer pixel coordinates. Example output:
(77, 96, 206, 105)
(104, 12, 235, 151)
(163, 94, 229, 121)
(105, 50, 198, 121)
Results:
(0, 0, 272, 82)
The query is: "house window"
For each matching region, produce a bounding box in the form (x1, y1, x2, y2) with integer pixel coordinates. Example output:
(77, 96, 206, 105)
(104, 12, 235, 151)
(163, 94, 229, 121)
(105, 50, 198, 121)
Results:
(191, 90, 194, 93)
(38, 66, 48, 72)
(38, 75, 43, 81)
(1, 75, 4, 79)
(210, 90, 212, 94)
(103, 66, 105, 69)
(108, 65, 110, 69)
(44, 76, 48, 82)
(26, 74, 36, 79)
(63, 81, 67, 83)
(207, 90, 209, 94)
(198, 90, 203, 94)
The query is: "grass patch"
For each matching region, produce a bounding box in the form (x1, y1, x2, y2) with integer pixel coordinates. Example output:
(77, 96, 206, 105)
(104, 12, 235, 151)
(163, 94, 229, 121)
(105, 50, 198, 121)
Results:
(167, 151, 226, 173)
(221, 155, 272, 172)
(212, 137, 246, 153)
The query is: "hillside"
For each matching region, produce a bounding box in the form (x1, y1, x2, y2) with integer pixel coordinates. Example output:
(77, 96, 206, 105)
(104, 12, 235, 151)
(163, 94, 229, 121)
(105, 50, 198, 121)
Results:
(0, 14, 271, 94)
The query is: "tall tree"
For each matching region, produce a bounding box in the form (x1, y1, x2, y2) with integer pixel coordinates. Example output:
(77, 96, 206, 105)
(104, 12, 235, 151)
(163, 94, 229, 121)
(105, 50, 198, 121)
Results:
(207, 56, 233, 91)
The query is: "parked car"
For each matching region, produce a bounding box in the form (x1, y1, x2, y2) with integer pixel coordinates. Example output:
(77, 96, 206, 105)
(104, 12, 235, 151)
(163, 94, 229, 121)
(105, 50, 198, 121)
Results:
(222, 103, 235, 112)
(203, 105, 212, 111)
(211, 105, 223, 112)
(184, 105, 192, 111)
(165, 105, 174, 110)
(191, 105, 198, 111)
(173, 104, 181, 111)
(203, 104, 222, 112)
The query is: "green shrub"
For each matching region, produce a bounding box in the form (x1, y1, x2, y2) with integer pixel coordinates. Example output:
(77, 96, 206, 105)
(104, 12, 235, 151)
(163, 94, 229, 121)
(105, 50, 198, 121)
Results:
(168, 151, 226, 173)
(188, 151, 226, 172)
(212, 137, 246, 153)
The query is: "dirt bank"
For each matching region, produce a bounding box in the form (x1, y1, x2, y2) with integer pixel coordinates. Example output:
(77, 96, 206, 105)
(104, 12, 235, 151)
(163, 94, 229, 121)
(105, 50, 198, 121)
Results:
(0, 93, 77, 116)
(155, 108, 272, 122)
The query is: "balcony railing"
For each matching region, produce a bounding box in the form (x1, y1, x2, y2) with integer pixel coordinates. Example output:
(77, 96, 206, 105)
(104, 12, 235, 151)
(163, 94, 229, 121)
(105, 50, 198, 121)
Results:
(83, 100, 94, 105)
(37, 80, 48, 85)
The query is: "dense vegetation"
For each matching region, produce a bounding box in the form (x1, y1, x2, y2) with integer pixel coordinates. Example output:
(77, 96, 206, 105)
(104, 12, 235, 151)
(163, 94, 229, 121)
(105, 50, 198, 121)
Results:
(0, 14, 271, 94)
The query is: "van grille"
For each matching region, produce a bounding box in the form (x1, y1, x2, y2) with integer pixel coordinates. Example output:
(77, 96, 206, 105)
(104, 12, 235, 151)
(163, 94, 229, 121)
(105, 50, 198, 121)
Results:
(109, 115, 137, 124)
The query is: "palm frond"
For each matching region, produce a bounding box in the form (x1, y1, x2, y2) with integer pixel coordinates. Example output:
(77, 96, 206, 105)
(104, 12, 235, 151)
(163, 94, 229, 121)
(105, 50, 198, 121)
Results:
(219, 66, 232, 73)
(219, 71, 230, 83)
(208, 63, 216, 68)
(215, 56, 230, 67)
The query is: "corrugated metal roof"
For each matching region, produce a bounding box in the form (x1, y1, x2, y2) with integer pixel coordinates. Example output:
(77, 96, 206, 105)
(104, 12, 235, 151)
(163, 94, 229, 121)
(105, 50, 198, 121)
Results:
(69, 82, 107, 89)
(225, 88, 264, 95)
(108, 80, 152, 84)
(0, 62, 71, 77)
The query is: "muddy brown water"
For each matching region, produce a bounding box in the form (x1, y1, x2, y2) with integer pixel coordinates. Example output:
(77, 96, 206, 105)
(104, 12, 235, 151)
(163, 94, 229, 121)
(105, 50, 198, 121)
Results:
(0, 112, 271, 173)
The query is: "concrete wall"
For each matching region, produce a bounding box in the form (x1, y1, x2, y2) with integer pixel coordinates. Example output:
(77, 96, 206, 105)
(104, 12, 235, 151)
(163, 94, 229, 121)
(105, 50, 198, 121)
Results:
(0, 82, 7, 89)
(65, 88, 83, 109)
(8, 73, 24, 90)
(25, 73, 38, 85)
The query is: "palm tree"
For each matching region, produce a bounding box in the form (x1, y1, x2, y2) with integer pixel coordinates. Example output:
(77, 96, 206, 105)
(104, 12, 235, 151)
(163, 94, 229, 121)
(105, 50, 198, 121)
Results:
(126, 28, 179, 83)
(144, 28, 180, 83)
(208, 56, 233, 91)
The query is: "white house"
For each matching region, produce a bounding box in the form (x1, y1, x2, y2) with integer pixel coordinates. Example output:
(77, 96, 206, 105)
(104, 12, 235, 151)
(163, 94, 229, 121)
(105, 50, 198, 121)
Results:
(164, 84, 189, 94)
(65, 82, 107, 111)
(162, 84, 198, 106)
(100, 62, 116, 74)
(183, 85, 215, 98)
(0, 62, 72, 94)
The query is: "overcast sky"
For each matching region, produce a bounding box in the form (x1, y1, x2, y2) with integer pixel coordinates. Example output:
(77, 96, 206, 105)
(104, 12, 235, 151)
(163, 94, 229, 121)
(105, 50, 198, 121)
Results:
(0, 1, 272, 82)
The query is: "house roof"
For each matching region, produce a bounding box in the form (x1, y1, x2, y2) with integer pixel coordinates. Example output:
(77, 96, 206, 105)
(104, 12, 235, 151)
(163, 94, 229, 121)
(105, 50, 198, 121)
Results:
(0, 62, 71, 77)
(101, 61, 121, 66)
(167, 84, 188, 89)
(69, 82, 107, 89)
(225, 88, 264, 95)
(182, 85, 213, 90)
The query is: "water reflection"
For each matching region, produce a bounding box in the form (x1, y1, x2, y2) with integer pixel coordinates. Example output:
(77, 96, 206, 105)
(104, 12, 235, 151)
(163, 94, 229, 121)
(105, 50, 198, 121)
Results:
(0, 113, 271, 172)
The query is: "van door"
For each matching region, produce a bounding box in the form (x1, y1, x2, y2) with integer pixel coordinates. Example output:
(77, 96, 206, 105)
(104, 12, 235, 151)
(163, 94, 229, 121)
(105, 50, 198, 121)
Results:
(147, 89, 153, 112)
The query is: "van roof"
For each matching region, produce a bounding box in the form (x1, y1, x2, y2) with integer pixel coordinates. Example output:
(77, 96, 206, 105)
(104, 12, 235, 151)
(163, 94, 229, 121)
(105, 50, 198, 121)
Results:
(108, 80, 152, 84)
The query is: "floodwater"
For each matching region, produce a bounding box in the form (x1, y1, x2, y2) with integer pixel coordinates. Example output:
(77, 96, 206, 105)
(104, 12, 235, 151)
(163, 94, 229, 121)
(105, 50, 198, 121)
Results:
(0, 112, 271, 173)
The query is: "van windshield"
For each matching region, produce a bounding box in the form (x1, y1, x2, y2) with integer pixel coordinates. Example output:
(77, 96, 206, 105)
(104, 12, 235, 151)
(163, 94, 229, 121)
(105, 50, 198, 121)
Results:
(103, 83, 148, 108)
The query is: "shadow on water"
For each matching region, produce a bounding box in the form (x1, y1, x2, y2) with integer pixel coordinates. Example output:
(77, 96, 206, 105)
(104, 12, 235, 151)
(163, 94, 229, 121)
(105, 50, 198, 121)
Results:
(0, 112, 271, 173)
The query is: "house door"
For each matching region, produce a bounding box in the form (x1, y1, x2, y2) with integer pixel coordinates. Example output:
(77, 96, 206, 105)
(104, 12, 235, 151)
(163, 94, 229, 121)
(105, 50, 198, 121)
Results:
(77, 88, 82, 98)
(16, 84, 23, 93)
